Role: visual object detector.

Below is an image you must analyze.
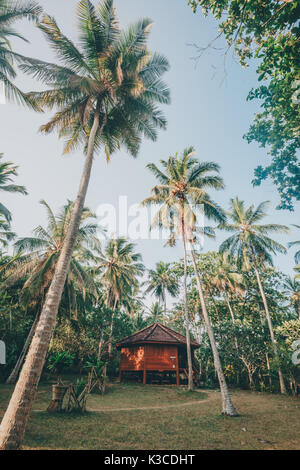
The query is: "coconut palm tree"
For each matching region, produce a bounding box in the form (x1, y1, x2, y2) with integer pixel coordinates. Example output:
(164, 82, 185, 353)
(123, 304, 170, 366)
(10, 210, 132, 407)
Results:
(144, 261, 179, 316)
(283, 277, 300, 320)
(0, 0, 42, 105)
(146, 301, 164, 324)
(0, 153, 27, 222)
(219, 197, 289, 394)
(5, 199, 99, 305)
(0, 215, 15, 246)
(0, 1, 169, 450)
(2, 199, 98, 385)
(93, 237, 144, 358)
(209, 253, 244, 322)
(288, 225, 300, 265)
(142, 147, 238, 416)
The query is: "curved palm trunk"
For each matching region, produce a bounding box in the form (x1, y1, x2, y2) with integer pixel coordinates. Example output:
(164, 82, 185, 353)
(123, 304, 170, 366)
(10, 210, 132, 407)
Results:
(6, 312, 40, 385)
(181, 208, 194, 392)
(204, 277, 220, 321)
(181, 214, 193, 391)
(251, 251, 287, 395)
(225, 293, 239, 353)
(0, 110, 102, 450)
(189, 245, 238, 416)
(225, 293, 235, 323)
(265, 351, 272, 388)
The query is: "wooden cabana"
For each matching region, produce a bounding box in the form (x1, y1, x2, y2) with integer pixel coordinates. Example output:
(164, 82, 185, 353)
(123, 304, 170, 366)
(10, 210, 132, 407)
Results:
(116, 322, 200, 385)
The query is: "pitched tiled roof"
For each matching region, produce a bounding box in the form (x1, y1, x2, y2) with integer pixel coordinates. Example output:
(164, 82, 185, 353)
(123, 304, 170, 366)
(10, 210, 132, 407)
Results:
(116, 322, 200, 349)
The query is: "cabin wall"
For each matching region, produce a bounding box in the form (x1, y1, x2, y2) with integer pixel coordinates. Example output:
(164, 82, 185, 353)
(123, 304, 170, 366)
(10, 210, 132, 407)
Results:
(145, 344, 178, 371)
(120, 344, 179, 371)
(120, 344, 195, 372)
(120, 345, 144, 371)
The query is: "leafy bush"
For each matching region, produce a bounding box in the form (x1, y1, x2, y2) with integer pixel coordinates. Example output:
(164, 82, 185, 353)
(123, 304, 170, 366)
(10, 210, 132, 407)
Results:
(47, 351, 74, 380)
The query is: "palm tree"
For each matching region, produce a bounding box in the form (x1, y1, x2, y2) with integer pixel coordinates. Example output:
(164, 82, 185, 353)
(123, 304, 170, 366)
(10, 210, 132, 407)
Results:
(0, 153, 27, 222)
(288, 225, 300, 265)
(0, 215, 15, 246)
(283, 277, 300, 320)
(2, 200, 98, 384)
(142, 147, 238, 416)
(0, 0, 42, 105)
(219, 197, 289, 394)
(144, 261, 179, 316)
(0, 1, 169, 450)
(209, 253, 244, 322)
(94, 237, 144, 358)
(146, 301, 164, 324)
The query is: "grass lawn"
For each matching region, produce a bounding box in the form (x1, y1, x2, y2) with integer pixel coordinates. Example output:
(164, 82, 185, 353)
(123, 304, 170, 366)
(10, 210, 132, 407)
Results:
(0, 380, 299, 450)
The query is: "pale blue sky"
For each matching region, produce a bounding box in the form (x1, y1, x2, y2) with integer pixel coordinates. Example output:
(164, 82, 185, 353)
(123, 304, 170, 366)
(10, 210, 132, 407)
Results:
(1, 0, 299, 279)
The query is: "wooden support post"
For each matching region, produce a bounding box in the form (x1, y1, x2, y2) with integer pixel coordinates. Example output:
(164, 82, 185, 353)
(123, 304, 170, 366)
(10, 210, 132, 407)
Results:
(143, 345, 147, 385)
(176, 347, 180, 386)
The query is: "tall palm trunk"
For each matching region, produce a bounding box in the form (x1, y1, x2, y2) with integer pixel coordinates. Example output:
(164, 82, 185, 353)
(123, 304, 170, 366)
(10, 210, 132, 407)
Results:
(189, 244, 238, 416)
(204, 277, 220, 320)
(108, 297, 118, 359)
(181, 210, 193, 391)
(102, 298, 118, 383)
(163, 288, 167, 318)
(6, 312, 40, 385)
(0, 110, 102, 450)
(265, 351, 272, 388)
(225, 293, 239, 352)
(251, 249, 287, 395)
(225, 293, 235, 322)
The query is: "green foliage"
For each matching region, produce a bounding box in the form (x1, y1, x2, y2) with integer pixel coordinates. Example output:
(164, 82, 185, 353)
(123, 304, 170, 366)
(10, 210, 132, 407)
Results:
(142, 146, 225, 250)
(0, 0, 42, 106)
(73, 377, 86, 397)
(49, 318, 99, 369)
(1, 200, 99, 312)
(0, 153, 27, 224)
(173, 250, 296, 392)
(20, 0, 170, 160)
(144, 261, 179, 314)
(47, 351, 74, 377)
(288, 224, 300, 265)
(93, 237, 144, 310)
(275, 319, 300, 394)
(85, 358, 105, 376)
(219, 197, 289, 269)
(189, 0, 300, 210)
(276, 319, 300, 347)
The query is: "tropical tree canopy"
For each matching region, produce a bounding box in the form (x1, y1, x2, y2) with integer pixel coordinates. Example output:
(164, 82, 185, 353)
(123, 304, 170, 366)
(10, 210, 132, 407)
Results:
(20, 0, 170, 159)
(93, 237, 144, 310)
(2, 200, 99, 309)
(189, 0, 300, 210)
(0, 215, 15, 247)
(289, 224, 300, 265)
(144, 261, 179, 312)
(142, 146, 226, 240)
(0, 0, 42, 105)
(0, 153, 27, 222)
(219, 197, 289, 270)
